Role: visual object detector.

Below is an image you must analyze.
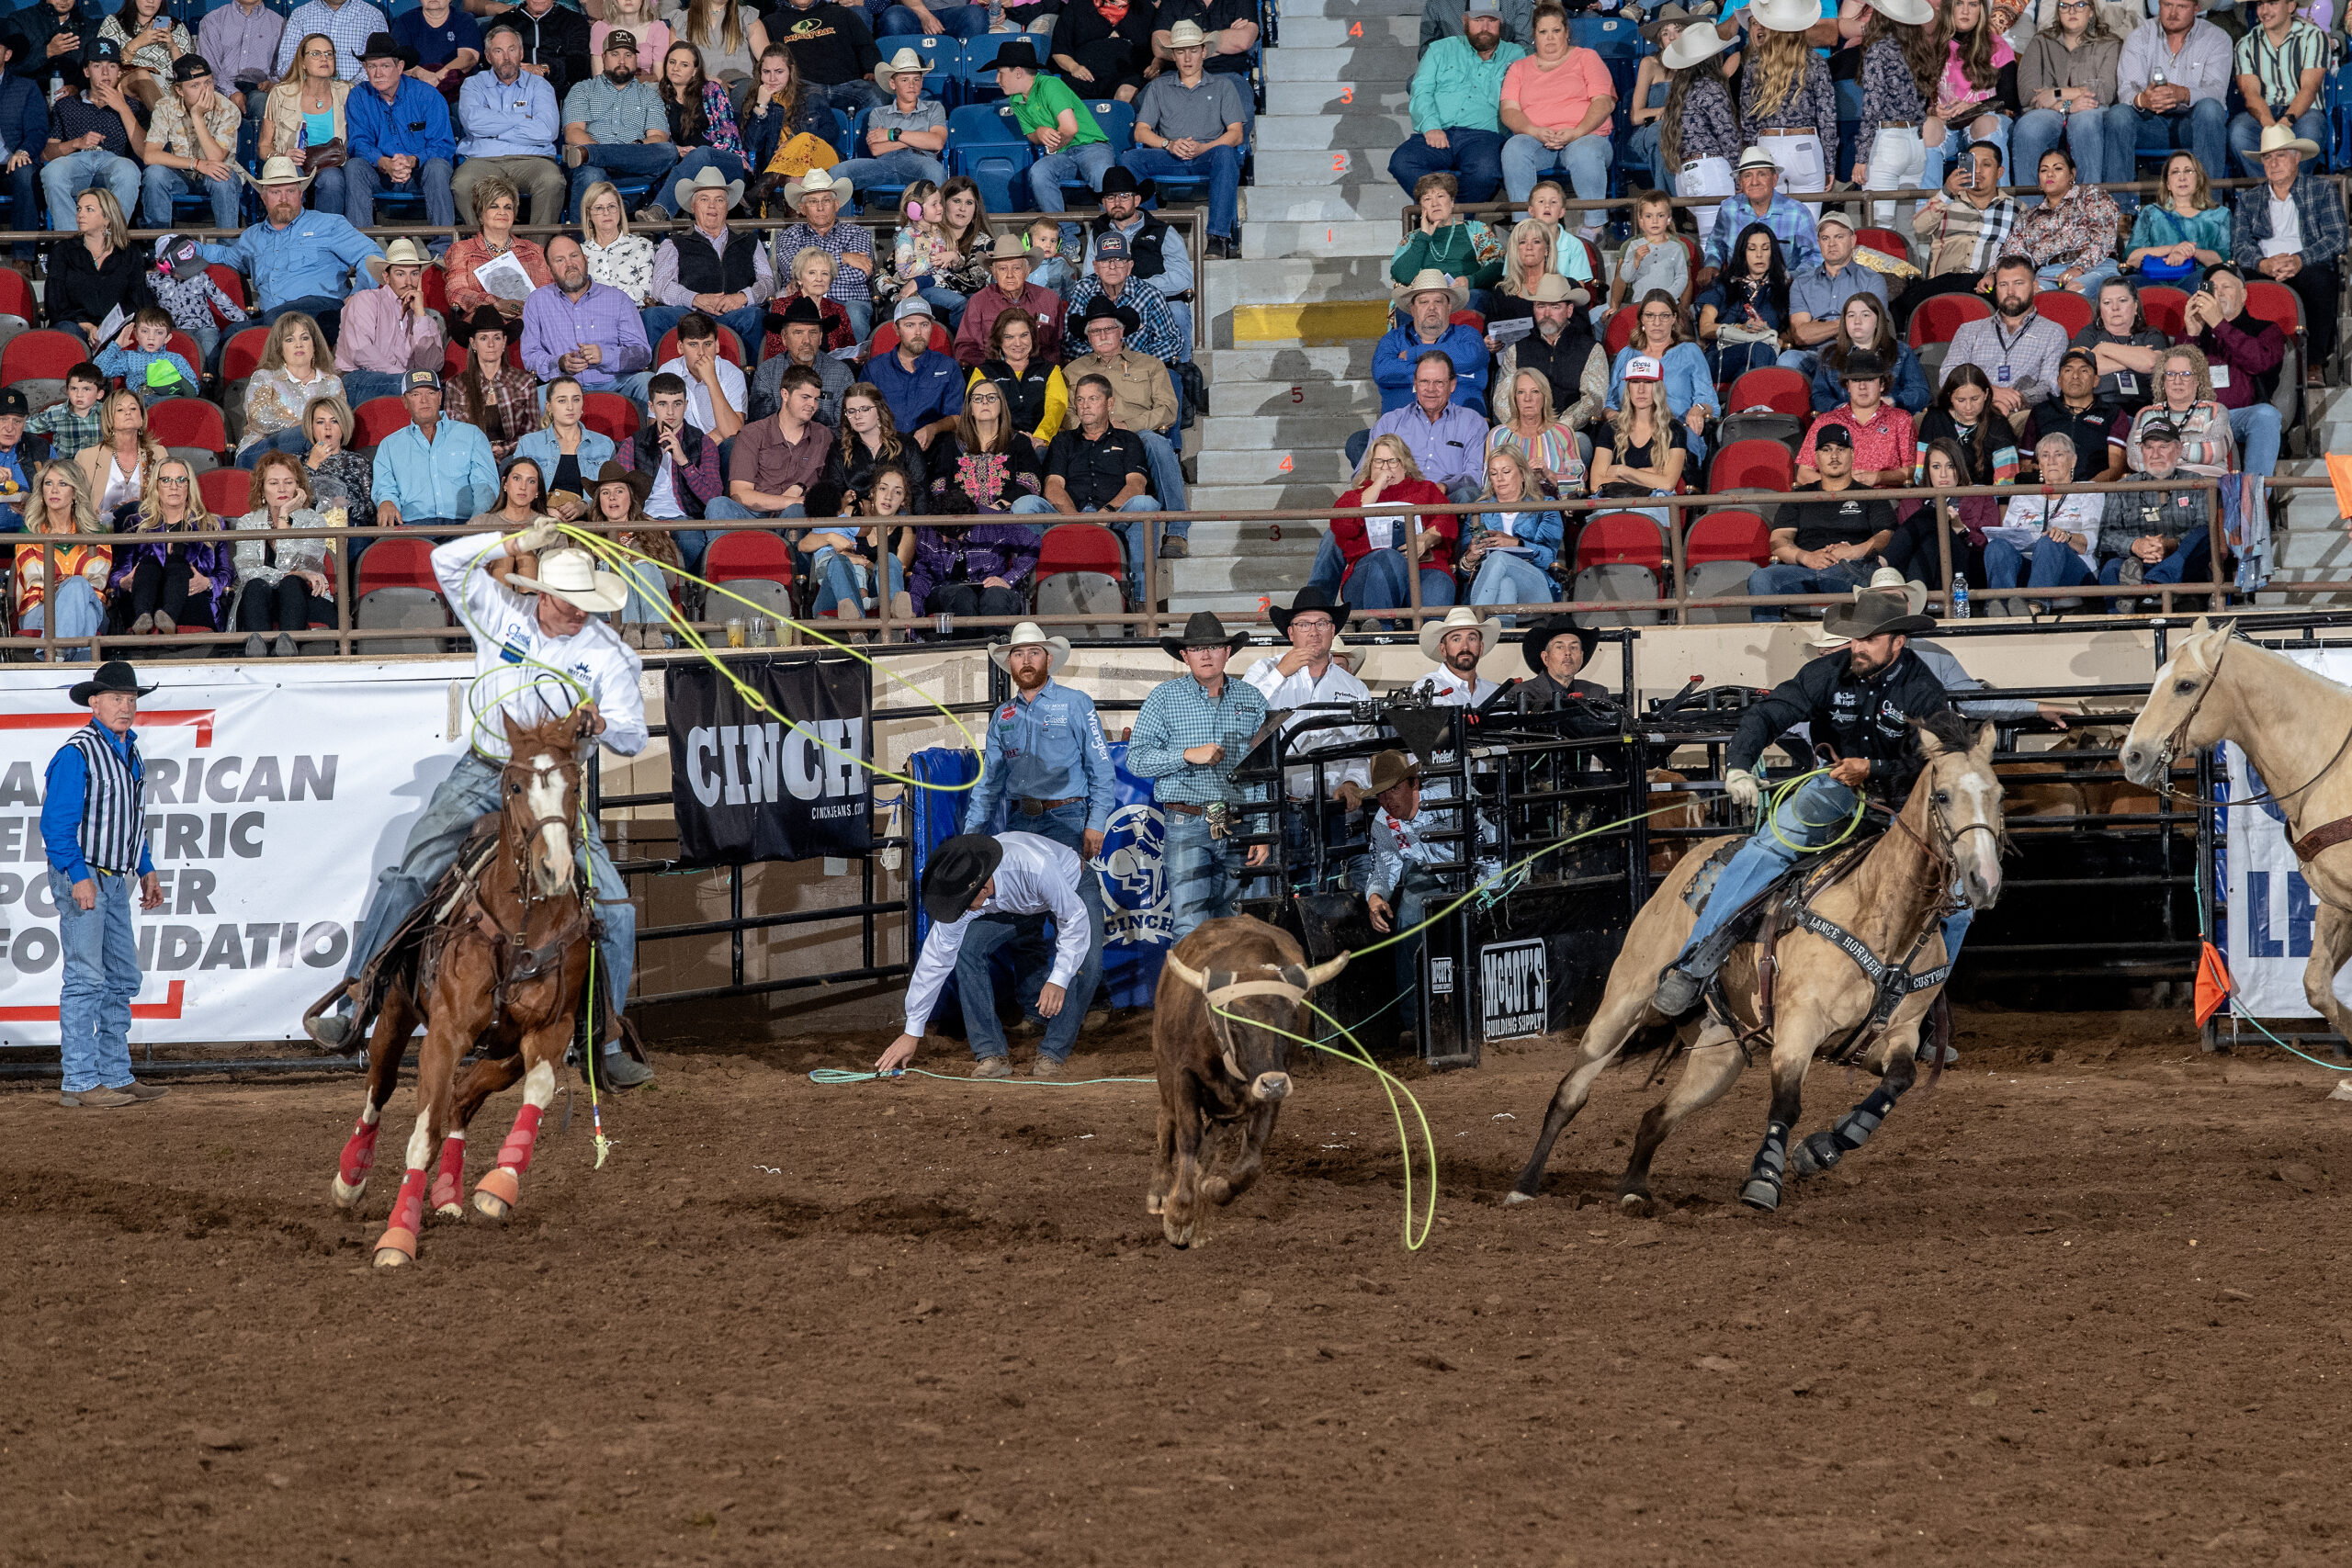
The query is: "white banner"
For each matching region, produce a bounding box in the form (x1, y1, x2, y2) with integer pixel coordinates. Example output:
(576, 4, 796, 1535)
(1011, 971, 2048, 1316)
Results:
(0, 660, 474, 1046)
(2222, 647, 2352, 1019)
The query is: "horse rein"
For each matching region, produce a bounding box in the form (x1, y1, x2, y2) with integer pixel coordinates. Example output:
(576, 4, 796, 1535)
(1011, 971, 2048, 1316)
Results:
(2151, 632, 2352, 813)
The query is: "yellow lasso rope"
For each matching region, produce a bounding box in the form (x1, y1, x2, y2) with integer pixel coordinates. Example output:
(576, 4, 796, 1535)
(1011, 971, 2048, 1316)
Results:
(1757, 765, 1869, 856)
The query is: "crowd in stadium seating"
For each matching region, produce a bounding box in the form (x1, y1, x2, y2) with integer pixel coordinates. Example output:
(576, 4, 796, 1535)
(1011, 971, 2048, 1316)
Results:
(1354, 0, 2343, 623)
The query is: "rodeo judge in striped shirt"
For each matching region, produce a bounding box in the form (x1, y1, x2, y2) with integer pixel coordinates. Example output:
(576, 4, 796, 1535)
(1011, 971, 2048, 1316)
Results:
(40, 660, 168, 1110)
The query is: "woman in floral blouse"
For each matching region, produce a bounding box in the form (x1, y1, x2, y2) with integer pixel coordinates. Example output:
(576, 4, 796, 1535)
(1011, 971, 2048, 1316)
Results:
(2012, 145, 2122, 294)
(640, 43, 748, 221)
(1389, 174, 1503, 298)
(925, 380, 1045, 516)
(237, 310, 344, 467)
(442, 308, 542, 465)
(1657, 21, 1742, 241)
(580, 182, 656, 305)
(443, 177, 551, 322)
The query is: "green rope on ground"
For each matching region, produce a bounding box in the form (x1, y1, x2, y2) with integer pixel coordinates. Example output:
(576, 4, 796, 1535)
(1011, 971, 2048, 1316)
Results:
(808, 1066, 1157, 1086)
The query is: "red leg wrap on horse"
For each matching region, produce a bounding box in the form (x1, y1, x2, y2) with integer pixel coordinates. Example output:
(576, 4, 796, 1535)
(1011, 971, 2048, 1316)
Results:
(429, 1135, 467, 1213)
(497, 1103, 544, 1173)
(338, 1121, 379, 1187)
(388, 1167, 427, 1236)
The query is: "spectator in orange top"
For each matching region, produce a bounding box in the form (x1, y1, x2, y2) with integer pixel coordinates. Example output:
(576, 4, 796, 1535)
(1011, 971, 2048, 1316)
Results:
(442, 175, 552, 322)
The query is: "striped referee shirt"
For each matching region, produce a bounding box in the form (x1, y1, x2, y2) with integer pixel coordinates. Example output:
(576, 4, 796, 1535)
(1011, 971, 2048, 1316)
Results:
(2234, 18, 2328, 113)
(40, 722, 153, 884)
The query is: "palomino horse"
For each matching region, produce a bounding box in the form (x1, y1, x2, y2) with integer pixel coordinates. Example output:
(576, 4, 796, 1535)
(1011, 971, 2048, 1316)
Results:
(2122, 617, 2352, 1040)
(1505, 714, 2007, 1213)
(329, 710, 605, 1268)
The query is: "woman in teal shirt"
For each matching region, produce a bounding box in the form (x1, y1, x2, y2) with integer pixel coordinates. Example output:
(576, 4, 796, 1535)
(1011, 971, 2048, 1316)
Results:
(1390, 173, 1505, 309)
(2124, 152, 2232, 288)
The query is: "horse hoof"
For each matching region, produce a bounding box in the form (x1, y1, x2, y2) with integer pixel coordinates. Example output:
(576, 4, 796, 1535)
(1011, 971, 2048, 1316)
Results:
(434, 1202, 466, 1221)
(331, 1174, 368, 1211)
(1738, 1179, 1782, 1213)
(1203, 1177, 1234, 1206)
(371, 1225, 418, 1268)
(1145, 1192, 1165, 1216)
(473, 1166, 521, 1221)
(1501, 1189, 1534, 1207)
(472, 1190, 511, 1221)
(1619, 1191, 1654, 1216)
(1161, 1215, 1195, 1248)
(1790, 1131, 1841, 1179)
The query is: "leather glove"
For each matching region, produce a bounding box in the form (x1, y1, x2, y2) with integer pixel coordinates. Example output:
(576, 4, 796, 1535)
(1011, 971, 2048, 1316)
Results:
(510, 518, 564, 557)
(1724, 768, 1761, 810)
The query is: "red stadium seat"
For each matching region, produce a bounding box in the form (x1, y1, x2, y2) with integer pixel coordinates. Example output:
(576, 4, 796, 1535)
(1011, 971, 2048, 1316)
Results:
(706, 528, 793, 586)
(205, 265, 246, 313)
(1707, 437, 1795, 493)
(1906, 292, 1990, 348)
(1685, 508, 1771, 565)
(2, 329, 92, 384)
(442, 334, 530, 378)
(199, 468, 250, 518)
(148, 397, 227, 455)
(582, 391, 640, 445)
(2032, 289, 2093, 336)
(220, 325, 270, 384)
(1575, 512, 1668, 571)
(2137, 285, 2188, 339)
(1034, 522, 1124, 629)
(2244, 278, 2301, 340)
(352, 396, 412, 448)
(1855, 227, 1911, 265)
(1604, 305, 1640, 356)
(655, 323, 746, 367)
(1724, 367, 1811, 419)
(354, 536, 439, 595)
(164, 331, 202, 377)
(1035, 522, 1122, 582)
(420, 264, 448, 316)
(354, 536, 450, 649)
(0, 266, 35, 322)
(1448, 308, 1487, 335)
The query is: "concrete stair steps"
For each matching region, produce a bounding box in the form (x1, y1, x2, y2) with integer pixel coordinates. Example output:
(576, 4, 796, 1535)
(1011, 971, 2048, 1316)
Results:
(1165, 588, 1310, 616)
(1204, 376, 1379, 415)
(1197, 446, 1357, 486)
(1190, 483, 1358, 512)
(1235, 183, 1409, 224)
(1240, 220, 1401, 260)
(1274, 14, 1421, 48)
(1261, 46, 1419, 85)
(1262, 80, 1412, 117)
(1169, 519, 1322, 555)
(1196, 410, 1369, 449)
(1207, 254, 1393, 308)
(1207, 344, 1380, 378)
(1253, 111, 1416, 151)
(1170, 555, 1318, 595)
(1252, 147, 1412, 185)
(1274, 0, 1425, 15)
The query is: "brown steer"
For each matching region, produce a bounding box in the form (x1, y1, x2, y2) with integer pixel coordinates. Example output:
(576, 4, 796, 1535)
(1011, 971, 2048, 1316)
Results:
(1148, 917, 1349, 1249)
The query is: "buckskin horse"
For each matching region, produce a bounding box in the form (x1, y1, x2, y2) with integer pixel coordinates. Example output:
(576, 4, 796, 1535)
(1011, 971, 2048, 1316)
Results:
(324, 709, 610, 1268)
(1504, 715, 2007, 1213)
(2122, 617, 2352, 1042)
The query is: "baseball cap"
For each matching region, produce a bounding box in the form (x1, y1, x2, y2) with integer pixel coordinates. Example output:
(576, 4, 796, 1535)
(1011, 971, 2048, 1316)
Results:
(0, 389, 27, 418)
(1623, 355, 1664, 382)
(1813, 423, 1855, 449)
(1094, 231, 1131, 261)
(402, 369, 442, 393)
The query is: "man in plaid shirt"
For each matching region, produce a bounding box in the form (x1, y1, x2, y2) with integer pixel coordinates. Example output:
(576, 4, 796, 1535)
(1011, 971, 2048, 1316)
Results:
(1894, 142, 2016, 326)
(1126, 612, 1271, 941)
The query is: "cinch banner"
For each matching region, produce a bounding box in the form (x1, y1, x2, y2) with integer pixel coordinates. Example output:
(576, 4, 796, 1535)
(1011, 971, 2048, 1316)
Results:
(0, 660, 472, 1047)
(2222, 646, 2352, 1018)
(665, 655, 870, 866)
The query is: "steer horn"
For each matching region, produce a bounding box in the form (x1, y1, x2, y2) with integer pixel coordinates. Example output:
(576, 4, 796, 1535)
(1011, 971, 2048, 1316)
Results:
(1162, 953, 1208, 992)
(1301, 953, 1350, 990)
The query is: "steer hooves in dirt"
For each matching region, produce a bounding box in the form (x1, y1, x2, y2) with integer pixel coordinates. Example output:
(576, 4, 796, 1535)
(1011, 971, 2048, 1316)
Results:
(1501, 1189, 1534, 1206)
(1201, 1176, 1234, 1206)
(1161, 1215, 1197, 1248)
(1618, 1191, 1654, 1217)
(1738, 1179, 1782, 1213)
(1145, 1192, 1165, 1216)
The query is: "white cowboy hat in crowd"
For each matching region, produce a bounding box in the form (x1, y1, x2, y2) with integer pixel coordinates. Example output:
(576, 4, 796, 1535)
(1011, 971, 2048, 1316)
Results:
(988, 621, 1073, 674)
(784, 165, 853, 208)
(380, 236, 433, 267)
(1661, 18, 1733, 69)
(1859, 565, 1928, 615)
(673, 163, 746, 212)
(1525, 271, 1593, 309)
(2256, 121, 2321, 162)
(1392, 265, 1468, 313)
(1747, 0, 1825, 31)
(872, 46, 928, 90)
(248, 154, 311, 191)
(1165, 18, 1210, 48)
(1864, 0, 1935, 24)
(1417, 604, 1504, 664)
(1735, 145, 1780, 175)
(505, 547, 629, 614)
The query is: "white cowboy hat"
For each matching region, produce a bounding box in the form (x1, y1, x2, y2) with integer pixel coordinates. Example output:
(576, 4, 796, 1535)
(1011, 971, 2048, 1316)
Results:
(1863, 0, 1935, 23)
(248, 154, 311, 191)
(380, 236, 432, 267)
(1391, 265, 1468, 313)
(1417, 604, 1504, 664)
(987, 620, 1072, 674)
(1735, 145, 1780, 175)
(1804, 623, 1853, 650)
(872, 46, 928, 89)
(1859, 566, 1928, 616)
(504, 546, 629, 615)
(2256, 121, 2321, 161)
(673, 163, 746, 212)
(1660, 18, 1732, 69)
(1165, 18, 1210, 47)
(784, 165, 852, 208)
(1747, 0, 1824, 31)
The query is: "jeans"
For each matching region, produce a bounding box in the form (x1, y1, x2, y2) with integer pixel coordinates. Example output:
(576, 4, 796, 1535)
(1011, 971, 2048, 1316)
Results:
(1745, 558, 1873, 620)
(810, 543, 906, 613)
(2098, 526, 2211, 590)
(831, 148, 951, 202)
(2009, 107, 2133, 207)
(1, 153, 39, 259)
(1464, 551, 1555, 622)
(2037, 258, 2120, 295)
(819, 80, 889, 118)
(953, 866, 1103, 1060)
(645, 148, 746, 219)
(1499, 131, 1611, 209)
(638, 303, 768, 365)
(2126, 100, 2228, 204)
(2230, 108, 2329, 176)
(20, 574, 104, 658)
(1627, 121, 1667, 194)
(1343, 547, 1455, 622)
(1670, 775, 1972, 977)
(1388, 865, 1448, 1013)
(1776, 348, 1821, 378)
(1120, 144, 1244, 240)
(1387, 127, 1504, 204)
(141, 164, 242, 232)
(54, 867, 141, 1094)
(1919, 113, 2009, 198)
(344, 154, 457, 229)
(566, 141, 678, 222)
(1163, 807, 1243, 942)
(42, 148, 140, 233)
(879, 2, 995, 35)
(1984, 535, 2096, 593)
(338, 368, 409, 407)
(611, 557, 678, 641)
(1028, 140, 1114, 215)
(1306, 527, 1345, 596)
(1025, 491, 1160, 601)
(344, 751, 634, 1014)
(236, 427, 313, 468)
(261, 294, 349, 350)
(2229, 400, 2280, 479)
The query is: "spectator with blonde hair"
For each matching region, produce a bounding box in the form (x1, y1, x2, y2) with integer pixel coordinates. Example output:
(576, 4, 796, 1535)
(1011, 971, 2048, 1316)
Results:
(15, 461, 110, 658)
(237, 310, 345, 467)
(1328, 434, 1459, 622)
(75, 389, 166, 523)
(578, 178, 656, 304)
(299, 395, 372, 517)
(110, 457, 231, 635)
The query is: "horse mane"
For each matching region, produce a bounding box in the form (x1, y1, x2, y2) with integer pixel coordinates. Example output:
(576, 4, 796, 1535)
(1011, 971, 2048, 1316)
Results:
(1917, 709, 1977, 756)
(503, 709, 586, 762)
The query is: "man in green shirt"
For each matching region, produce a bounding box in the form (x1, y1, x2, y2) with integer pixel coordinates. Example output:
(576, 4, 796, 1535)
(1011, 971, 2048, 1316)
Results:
(995, 39, 1110, 248)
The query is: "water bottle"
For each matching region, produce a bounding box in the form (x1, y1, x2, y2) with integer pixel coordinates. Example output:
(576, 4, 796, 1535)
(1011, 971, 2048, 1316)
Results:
(988, 0, 1005, 27)
(1952, 575, 1971, 620)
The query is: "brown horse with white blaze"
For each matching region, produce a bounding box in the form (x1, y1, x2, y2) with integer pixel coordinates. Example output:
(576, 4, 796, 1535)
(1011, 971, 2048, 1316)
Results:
(329, 709, 605, 1267)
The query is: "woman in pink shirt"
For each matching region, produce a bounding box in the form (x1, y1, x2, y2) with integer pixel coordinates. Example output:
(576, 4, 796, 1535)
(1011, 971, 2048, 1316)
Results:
(1498, 4, 1618, 221)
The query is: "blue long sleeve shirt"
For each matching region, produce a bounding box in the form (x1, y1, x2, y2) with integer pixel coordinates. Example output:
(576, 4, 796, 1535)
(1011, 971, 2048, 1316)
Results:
(457, 67, 558, 158)
(0, 71, 46, 164)
(1372, 321, 1490, 413)
(962, 678, 1117, 835)
(197, 213, 387, 313)
(346, 73, 457, 167)
(41, 725, 153, 885)
(373, 417, 497, 523)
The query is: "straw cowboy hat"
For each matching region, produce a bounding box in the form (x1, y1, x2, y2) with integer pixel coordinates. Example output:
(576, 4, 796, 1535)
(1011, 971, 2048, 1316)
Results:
(872, 46, 928, 91)
(1735, 145, 1780, 175)
(1747, 0, 1824, 31)
(1392, 265, 1467, 313)
(1417, 604, 1504, 663)
(922, 833, 1004, 923)
(973, 231, 1029, 265)
(1159, 610, 1250, 660)
(1661, 18, 1732, 69)
(380, 236, 432, 267)
(504, 545, 629, 614)
(673, 163, 746, 212)
(1366, 749, 1421, 796)
(784, 165, 852, 208)
(988, 620, 1072, 675)
(1269, 584, 1351, 636)
(1859, 565, 1928, 615)
(1863, 0, 1935, 23)
(1523, 270, 1592, 310)
(70, 660, 156, 706)
(1164, 18, 1211, 48)
(247, 154, 311, 191)
(1821, 587, 1934, 641)
(2255, 121, 2321, 161)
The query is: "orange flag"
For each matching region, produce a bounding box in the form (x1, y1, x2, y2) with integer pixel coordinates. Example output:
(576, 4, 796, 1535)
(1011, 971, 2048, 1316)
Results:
(2327, 455, 2352, 524)
(2194, 940, 2234, 1028)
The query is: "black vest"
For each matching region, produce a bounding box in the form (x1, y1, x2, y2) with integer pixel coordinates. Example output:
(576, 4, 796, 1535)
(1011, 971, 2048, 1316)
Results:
(671, 229, 759, 299)
(1088, 212, 1172, 291)
(1515, 321, 1597, 412)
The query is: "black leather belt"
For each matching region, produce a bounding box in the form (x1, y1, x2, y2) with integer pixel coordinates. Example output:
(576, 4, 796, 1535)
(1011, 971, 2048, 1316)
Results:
(1016, 795, 1082, 814)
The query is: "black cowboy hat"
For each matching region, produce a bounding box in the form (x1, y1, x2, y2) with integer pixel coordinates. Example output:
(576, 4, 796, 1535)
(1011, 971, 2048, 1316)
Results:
(1158, 610, 1250, 661)
(70, 660, 156, 706)
(1521, 613, 1597, 674)
(1269, 584, 1351, 636)
(461, 304, 511, 344)
(989, 38, 1043, 73)
(922, 833, 1004, 924)
(1076, 296, 1141, 336)
(358, 31, 420, 67)
(0, 32, 31, 63)
(1821, 589, 1934, 641)
(1097, 165, 1156, 201)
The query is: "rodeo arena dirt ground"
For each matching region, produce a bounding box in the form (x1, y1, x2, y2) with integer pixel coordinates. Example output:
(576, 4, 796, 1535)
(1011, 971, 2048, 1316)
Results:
(8, 1002, 2352, 1566)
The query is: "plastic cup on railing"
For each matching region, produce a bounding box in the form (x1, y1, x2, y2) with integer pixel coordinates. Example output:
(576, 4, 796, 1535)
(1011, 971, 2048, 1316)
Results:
(726, 616, 747, 649)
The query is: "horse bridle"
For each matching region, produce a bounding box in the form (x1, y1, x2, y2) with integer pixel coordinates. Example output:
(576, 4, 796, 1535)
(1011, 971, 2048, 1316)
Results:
(2149, 631, 2352, 811)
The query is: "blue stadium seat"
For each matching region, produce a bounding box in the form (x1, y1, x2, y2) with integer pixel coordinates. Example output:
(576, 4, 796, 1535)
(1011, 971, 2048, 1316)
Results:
(958, 32, 1028, 104)
(1086, 99, 1135, 157)
(845, 105, 924, 216)
(945, 101, 1030, 215)
(1570, 14, 1643, 60)
(898, 32, 957, 106)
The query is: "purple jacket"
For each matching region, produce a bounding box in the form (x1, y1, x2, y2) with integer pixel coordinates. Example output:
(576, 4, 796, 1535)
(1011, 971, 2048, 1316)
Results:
(908, 523, 1038, 612)
(110, 527, 234, 627)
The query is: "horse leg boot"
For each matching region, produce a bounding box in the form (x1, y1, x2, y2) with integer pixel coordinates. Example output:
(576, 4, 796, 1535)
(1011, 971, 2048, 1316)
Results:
(429, 1134, 468, 1218)
(474, 1059, 559, 1221)
(373, 1108, 437, 1267)
(331, 987, 416, 1210)
(1740, 1051, 1809, 1213)
(1792, 1052, 1916, 1178)
(1617, 1032, 1746, 1213)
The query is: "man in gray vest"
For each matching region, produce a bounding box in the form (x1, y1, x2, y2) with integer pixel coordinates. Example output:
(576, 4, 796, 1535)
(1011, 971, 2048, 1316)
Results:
(40, 660, 168, 1108)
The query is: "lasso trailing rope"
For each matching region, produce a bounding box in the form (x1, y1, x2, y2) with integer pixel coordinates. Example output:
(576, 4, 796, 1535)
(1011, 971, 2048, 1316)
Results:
(2192, 857, 2352, 1074)
(807, 1066, 1157, 1086)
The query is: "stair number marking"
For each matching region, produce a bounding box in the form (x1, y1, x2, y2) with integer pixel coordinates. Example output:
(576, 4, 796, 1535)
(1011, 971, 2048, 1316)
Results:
(1340, 86, 1353, 104)
(1332, 152, 1350, 174)
(1279, 455, 1293, 471)
(1291, 387, 1303, 402)
(1349, 19, 1362, 35)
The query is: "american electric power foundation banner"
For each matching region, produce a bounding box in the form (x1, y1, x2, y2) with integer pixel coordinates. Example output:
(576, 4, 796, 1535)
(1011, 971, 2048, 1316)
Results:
(666, 656, 871, 865)
(2222, 646, 2352, 1019)
(0, 660, 472, 1046)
